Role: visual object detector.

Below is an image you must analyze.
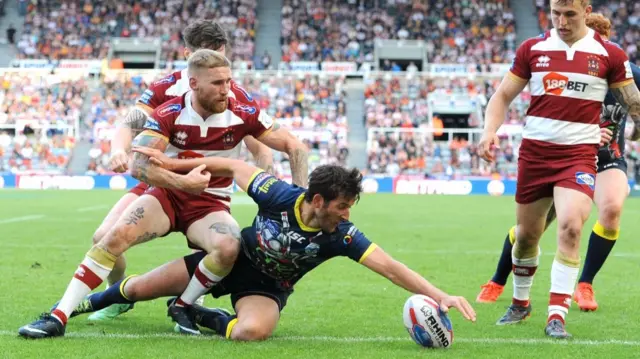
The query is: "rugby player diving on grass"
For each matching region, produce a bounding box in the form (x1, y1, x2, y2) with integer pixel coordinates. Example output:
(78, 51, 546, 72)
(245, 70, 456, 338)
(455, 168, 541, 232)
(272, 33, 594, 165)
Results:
(61, 149, 476, 341)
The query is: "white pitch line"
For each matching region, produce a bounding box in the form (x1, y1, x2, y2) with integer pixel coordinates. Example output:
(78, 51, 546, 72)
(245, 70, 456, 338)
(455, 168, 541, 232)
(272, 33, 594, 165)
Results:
(0, 215, 45, 224)
(76, 205, 108, 213)
(1, 330, 639, 346)
(391, 248, 640, 259)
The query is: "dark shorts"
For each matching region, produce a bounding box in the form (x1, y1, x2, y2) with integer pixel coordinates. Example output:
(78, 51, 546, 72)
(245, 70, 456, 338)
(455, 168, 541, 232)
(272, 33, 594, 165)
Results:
(128, 182, 149, 196)
(597, 155, 627, 174)
(143, 186, 230, 247)
(183, 251, 292, 311)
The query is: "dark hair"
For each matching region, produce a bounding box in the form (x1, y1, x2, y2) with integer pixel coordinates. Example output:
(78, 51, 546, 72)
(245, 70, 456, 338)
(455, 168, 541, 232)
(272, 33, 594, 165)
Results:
(182, 20, 229, 51)
(305, 165, 363, 204)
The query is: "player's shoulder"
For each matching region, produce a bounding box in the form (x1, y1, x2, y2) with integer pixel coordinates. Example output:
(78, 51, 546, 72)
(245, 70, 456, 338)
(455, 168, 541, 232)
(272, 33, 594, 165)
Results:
(519, 31, 551, 50)
(336, 221, 362, 237)
(230, 79, 257, 105)
(151, 95, 185, 120)
(228, 97, 259, 118)
(150, 70, 181, 90)
(250, 171, 304, 203)
(600, 38, 626, 57)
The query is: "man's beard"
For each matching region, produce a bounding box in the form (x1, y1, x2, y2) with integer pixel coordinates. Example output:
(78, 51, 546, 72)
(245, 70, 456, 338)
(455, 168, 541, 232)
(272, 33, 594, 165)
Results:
(199, 93, 227, 114)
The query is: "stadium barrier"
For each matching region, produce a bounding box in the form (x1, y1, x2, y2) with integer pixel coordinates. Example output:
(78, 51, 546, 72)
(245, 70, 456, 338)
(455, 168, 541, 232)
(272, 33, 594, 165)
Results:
(5, 174, 631, 197)
(5, 60, 511, 77)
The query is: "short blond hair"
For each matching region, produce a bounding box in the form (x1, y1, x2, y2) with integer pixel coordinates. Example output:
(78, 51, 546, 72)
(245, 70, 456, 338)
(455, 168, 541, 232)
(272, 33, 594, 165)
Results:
(187, 49, 231, 77)
(552, 0, 590, 8)
(586, 13, 611, 38)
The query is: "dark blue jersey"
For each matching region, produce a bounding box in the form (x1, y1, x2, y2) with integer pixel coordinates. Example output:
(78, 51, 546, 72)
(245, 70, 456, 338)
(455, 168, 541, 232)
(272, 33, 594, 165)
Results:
(599, 60, 640, 161)
(239, 171, 377, 286)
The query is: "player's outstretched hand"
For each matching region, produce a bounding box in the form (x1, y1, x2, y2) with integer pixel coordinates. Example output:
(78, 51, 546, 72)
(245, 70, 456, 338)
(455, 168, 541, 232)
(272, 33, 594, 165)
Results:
(439, 295, 476, 322)
(478, 132, 500, 162)
(183, 164, 211, 194)
(132, 146, 175, 171)
(109, 150, 129, 173)
(600, 127, 613, 146)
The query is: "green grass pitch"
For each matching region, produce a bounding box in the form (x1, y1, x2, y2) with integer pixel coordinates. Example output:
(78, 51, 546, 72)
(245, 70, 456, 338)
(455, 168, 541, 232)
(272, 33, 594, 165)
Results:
(2, 190, 640, 358)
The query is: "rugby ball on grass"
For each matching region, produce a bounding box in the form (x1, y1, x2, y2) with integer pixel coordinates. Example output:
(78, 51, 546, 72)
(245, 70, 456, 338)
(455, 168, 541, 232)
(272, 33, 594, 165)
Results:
(403, 294, 454, 348)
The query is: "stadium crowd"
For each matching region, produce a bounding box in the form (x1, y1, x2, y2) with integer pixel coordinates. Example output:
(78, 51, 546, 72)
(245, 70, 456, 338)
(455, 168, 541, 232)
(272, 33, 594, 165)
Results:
(0, 72, 85, 173)
(16, 0, 258, 63)
(85, 71, 148, 174)
(3, 0, 639, 180)
(367, 131, 518, 178)
(362, 71, 527, 177)
(280, 0, 517, 64)
(536, 0, 639, 65)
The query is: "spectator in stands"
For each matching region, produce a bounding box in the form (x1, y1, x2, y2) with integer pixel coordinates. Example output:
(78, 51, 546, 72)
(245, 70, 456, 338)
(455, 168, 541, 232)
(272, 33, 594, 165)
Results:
(260, 50, 272, 70)
(6, 24, 16, 45)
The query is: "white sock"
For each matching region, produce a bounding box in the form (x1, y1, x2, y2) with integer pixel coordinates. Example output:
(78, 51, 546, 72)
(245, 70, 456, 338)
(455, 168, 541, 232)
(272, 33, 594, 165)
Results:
(54, 257, 111, 324)
(548, 259, 579, 322)
(512, 254, 539, 303)
(176, 259, 224, 306)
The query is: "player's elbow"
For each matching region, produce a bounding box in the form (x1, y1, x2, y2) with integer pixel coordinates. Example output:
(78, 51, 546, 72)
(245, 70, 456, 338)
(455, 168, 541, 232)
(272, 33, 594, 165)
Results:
(285, 137, 307, 157)
(130, 155, 150, 181)
(252, 143, 273, 158)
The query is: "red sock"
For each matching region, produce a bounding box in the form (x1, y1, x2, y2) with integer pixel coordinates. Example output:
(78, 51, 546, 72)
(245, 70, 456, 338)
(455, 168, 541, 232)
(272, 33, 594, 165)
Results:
(51, 309, 68, 326)
(548, 292, 571, 324)
(512, 298, 530, 307)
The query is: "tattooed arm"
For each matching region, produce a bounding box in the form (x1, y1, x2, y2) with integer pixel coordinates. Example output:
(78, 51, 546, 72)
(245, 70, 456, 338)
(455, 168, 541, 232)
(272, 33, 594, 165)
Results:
(256, 122, 309, 187)
(130, 131, 210, 194)
(114, 105, 152, 151)
(610, 82, 640, 141)
(109, 105, 153, 172)
(132, 146, 262, 192)
(243, 135, 275, 175)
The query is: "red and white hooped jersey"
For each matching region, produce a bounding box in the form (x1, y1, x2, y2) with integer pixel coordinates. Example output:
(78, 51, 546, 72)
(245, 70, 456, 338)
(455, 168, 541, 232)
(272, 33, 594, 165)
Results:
(142, 93, 274, 200)
(509, 28, 633, 159)
(136, 68, 258, 111)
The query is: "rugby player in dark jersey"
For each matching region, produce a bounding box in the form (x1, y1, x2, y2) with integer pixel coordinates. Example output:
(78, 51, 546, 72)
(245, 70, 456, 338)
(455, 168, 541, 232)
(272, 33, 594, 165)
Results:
(59, 149, 477, 340)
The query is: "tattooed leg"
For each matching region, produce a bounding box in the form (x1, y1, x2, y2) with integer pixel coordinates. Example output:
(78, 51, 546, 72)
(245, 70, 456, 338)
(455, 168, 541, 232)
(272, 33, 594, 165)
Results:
(101, 194, 172, 257)
(39, 195, 171, 325)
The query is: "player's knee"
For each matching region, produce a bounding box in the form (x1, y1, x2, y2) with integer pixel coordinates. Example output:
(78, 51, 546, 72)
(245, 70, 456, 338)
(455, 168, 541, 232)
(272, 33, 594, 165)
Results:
(120, 278, 143, 301)
(92, 227, 108, 245)
(231, 321, 273, 341)
(599, 202, 622, 229)
(101, 225, 135, 255)
(557, 220, 582, 248)
(212, 236, 240, 268)
(515, 225, 543, 246)
(92, 232, 102, 245)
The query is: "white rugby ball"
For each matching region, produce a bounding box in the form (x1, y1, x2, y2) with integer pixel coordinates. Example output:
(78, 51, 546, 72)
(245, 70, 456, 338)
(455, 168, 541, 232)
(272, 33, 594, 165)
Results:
(403, 294, 454, 348)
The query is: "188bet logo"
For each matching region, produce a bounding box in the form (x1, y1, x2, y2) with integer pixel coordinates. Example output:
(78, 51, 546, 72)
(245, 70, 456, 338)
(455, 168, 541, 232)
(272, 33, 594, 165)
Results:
(543, 72, 588, 95)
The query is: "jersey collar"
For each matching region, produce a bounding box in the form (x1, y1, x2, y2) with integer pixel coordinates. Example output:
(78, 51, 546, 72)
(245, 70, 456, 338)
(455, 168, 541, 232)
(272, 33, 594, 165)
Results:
(294, 194, 321, 232)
